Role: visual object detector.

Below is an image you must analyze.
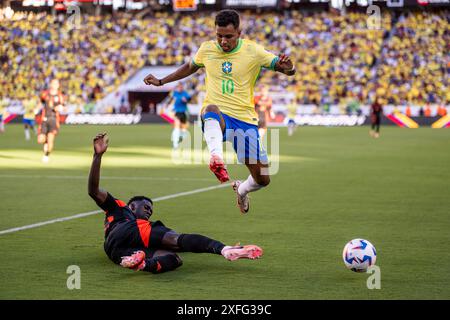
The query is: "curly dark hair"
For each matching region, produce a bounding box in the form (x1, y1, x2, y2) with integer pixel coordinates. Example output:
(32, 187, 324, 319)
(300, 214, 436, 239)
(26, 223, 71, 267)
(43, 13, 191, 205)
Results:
(127, 195, 153, 206)
(215, 10, 240, 29)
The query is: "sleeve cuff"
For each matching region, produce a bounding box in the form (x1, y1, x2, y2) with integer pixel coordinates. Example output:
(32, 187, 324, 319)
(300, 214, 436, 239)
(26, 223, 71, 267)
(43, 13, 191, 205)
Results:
(268, 56, 279, 71)
(192, 59, 204, 68)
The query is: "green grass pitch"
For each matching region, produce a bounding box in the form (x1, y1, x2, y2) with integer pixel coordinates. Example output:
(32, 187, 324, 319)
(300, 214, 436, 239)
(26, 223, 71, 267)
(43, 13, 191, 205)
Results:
(0, 124, 449, 299)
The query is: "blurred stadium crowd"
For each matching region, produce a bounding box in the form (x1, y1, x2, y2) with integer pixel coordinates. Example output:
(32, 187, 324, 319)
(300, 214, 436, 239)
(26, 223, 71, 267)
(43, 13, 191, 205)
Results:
(0, 8, 448, 114)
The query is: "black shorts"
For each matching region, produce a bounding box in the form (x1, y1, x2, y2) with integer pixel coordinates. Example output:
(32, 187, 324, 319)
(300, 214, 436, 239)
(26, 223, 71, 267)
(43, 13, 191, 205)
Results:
(104, 220, 173, 264)
(148, 220, 173, 248)
(175, 112, 187, 124)
(39, 118, 58, 135)
(371, 113, 381, 125)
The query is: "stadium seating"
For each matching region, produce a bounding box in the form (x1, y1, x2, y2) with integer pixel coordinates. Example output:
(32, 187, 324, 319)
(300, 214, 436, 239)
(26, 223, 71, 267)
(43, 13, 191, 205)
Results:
(376, 11, 449, 106)
(0, 9, 448, 113)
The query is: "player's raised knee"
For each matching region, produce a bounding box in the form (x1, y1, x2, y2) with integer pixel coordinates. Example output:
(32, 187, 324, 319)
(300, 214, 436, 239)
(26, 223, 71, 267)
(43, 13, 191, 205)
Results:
(203, 104, 220, 115)
(202, 105, 223, 123)
(202, 104, 226, 138)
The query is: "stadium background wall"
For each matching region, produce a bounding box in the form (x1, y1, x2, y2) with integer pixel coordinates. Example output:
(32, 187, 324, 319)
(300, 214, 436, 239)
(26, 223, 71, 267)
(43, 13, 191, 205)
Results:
(4, 114, 445, 127)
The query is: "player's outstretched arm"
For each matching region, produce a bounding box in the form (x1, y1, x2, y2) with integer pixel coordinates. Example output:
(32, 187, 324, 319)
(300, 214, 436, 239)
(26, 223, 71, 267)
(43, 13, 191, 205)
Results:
(274, 53, 296, 76)
(88, 133, 109, 204)
(143, 62, 199, 87)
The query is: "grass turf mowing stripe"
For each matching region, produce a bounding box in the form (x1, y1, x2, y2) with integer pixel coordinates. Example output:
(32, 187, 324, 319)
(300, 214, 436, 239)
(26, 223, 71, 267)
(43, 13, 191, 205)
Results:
(0, 182, 231, 236)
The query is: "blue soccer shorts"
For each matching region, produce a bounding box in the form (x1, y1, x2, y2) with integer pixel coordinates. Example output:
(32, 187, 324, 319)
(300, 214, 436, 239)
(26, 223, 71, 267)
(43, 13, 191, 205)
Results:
(202, 111, 268, 164)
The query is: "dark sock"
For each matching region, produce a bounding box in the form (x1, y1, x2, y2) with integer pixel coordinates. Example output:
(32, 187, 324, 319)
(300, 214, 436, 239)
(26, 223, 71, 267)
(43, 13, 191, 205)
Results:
(143, 254, 182, 274)
(45, 151, 50, 156)
(177, 234, 225, 255)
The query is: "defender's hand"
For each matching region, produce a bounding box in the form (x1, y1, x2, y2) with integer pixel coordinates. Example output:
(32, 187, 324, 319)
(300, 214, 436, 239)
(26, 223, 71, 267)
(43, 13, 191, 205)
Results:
(144, 74, 162, 86)
(93, 133, 109, 155)
(277, 53, 294, 71)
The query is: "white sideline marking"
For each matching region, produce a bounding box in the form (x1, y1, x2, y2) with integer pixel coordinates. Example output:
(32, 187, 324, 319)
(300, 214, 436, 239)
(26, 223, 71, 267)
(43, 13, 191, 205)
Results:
(0, 174, 212, 182)
(0, 183, 231, 236)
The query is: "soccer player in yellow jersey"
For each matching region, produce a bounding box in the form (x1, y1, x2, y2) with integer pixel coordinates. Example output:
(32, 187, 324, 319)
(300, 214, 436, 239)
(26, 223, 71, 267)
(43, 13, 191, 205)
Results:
(144, 10, 295, 214)
(0, 96, 6, 133)
(287, 97, 298, 137)
(22, 98, 39, 140)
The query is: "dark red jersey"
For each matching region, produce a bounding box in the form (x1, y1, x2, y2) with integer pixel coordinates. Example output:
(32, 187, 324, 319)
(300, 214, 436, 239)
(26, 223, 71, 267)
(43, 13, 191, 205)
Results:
(371, 102, 383, 115)
(40, 90, 64, 119)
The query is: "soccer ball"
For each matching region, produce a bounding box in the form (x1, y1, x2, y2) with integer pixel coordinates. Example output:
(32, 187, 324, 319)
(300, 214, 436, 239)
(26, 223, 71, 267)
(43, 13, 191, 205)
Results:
(342, 239, 377, 272)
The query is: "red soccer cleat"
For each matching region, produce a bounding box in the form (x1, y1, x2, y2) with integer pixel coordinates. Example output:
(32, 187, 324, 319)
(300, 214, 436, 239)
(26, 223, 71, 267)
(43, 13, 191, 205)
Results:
(120, 250, 146, 271)
(209, 154, 230, 183)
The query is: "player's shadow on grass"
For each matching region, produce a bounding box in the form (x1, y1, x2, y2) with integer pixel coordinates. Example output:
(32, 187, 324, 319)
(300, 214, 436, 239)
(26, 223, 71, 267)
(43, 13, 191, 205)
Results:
(0, 154, 34, 161)
(90, 253, 261, 279)
(103, 151, 154, 157)
(179, 261, 260, 275)
(107, 257, 261, 279)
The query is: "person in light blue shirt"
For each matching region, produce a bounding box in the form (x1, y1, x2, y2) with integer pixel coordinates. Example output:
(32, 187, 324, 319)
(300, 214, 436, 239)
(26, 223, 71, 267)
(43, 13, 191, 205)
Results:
(166, 83, 191, 149)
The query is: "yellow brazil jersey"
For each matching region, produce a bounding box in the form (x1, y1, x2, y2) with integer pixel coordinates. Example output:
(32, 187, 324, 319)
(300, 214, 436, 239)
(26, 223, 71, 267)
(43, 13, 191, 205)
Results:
(287, 102, 297, 119)
(0, 99, 7, 118)
(193, 39, 278, 125)
(23, 99, 38, 120)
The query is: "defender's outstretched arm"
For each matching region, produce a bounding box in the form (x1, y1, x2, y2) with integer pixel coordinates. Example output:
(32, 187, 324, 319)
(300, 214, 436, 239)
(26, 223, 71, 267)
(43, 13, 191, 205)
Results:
(88, 133, 109, 204)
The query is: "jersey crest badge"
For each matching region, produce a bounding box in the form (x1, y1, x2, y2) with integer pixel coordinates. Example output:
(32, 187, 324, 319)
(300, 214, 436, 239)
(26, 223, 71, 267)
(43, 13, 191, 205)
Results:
(222, 62, 232, 74)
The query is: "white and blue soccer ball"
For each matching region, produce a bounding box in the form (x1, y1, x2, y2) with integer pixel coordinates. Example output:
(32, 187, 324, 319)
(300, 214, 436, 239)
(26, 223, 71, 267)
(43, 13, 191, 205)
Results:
(342, 239, 377, 272)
